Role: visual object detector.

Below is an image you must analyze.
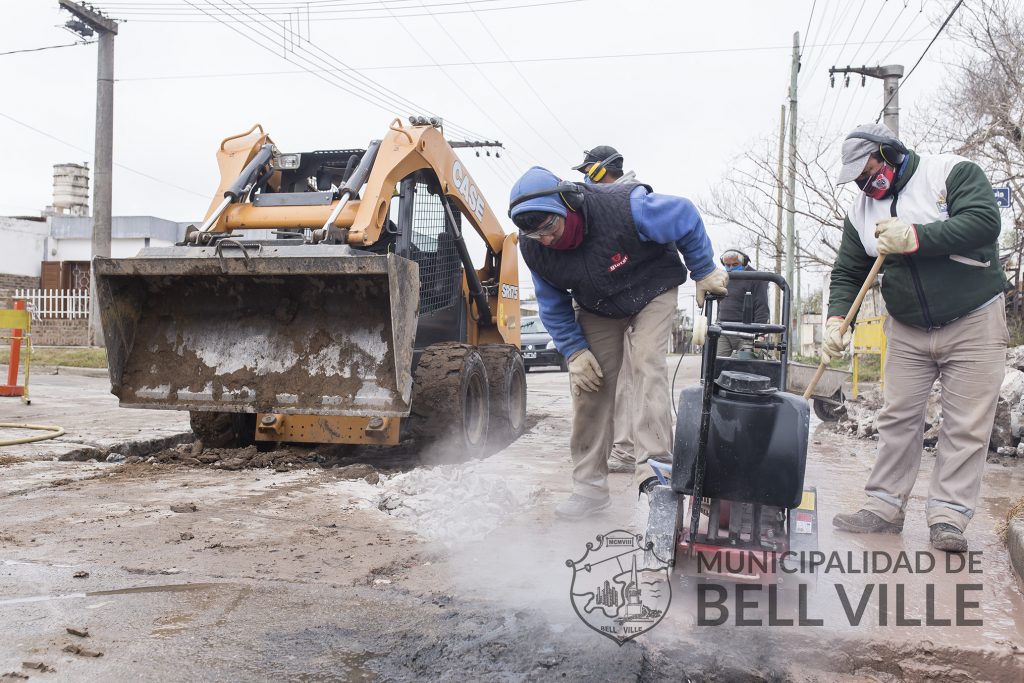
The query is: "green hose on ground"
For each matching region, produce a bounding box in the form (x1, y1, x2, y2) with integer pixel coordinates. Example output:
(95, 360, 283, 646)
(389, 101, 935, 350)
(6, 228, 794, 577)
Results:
(0, 423, 65, 447)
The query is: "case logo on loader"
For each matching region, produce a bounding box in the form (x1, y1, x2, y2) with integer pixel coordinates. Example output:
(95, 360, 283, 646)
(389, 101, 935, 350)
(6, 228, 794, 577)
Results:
(452, 160, 486, 221)
(500, 283, 518, 299)
(566, 530, 671, 645)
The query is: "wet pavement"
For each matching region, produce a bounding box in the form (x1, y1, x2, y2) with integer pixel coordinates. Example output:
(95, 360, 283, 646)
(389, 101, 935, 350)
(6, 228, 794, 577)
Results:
(1, 356, 1023, 681)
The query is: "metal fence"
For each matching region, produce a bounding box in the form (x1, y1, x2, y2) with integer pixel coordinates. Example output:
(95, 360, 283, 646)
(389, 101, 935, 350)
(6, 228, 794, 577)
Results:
(13, 289, 90, 320)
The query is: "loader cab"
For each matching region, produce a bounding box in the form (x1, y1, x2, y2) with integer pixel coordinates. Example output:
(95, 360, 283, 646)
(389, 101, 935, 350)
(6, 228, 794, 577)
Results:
(388, 170, 467, 351)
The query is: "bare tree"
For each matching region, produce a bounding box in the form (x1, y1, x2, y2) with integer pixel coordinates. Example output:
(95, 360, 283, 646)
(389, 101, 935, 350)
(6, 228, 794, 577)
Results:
(701, 128, 856, 270)
(913, 0, 1024, 244)
(911, 0, 1024, 316)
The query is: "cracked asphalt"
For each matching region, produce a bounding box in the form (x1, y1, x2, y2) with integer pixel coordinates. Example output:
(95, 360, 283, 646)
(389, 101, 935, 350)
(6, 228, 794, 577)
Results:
(1, 360, 1023, 681)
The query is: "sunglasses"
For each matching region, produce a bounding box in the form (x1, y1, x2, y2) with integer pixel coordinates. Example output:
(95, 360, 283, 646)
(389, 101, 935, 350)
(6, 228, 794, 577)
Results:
(517, 214, 561, 240)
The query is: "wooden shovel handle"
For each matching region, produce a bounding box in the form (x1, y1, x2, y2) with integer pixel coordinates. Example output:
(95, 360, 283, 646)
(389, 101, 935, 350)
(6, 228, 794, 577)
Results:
(802, 254, 886, 401)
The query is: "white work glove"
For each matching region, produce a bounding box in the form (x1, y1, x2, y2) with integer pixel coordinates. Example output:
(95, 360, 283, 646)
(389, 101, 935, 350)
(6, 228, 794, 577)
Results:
(695, 267, 730, 307)
(567, 348, 603, 396)
(875, 217, 919, 255)
(821, 316, 852, 364)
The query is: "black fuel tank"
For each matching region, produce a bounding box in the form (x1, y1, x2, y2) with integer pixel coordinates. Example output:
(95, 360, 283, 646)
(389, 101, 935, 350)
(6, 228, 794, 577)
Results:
(671, 371, 809, 509)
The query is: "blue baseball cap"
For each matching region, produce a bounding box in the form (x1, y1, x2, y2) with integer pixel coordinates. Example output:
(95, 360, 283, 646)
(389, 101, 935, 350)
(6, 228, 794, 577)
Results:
(508, 166, 567, 219)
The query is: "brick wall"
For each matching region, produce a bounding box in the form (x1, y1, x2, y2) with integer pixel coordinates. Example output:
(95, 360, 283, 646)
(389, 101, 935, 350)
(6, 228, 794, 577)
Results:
(30, 318, 90, 346)
(0, 273, 41, 308)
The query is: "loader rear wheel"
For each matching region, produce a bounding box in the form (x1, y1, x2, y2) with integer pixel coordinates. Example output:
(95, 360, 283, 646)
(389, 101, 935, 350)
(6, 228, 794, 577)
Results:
(189, 411, 256, 449)
(479, 344, 527, 444)
(410, 343, 490, 456)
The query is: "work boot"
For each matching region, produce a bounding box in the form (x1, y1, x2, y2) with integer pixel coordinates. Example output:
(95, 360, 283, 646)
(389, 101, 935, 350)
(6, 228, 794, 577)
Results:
(555, 493, 611, 520)
(930, 523, 968, 553)
(607, 457, 635, 474)
(832, 509, 903, 534)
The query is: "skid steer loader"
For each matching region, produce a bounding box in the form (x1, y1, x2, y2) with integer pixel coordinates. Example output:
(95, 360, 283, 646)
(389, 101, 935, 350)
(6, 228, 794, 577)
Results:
(94, 117, 525, 454)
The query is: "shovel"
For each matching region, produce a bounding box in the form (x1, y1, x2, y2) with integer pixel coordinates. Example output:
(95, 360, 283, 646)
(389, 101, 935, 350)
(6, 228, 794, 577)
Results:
(801, 254, 886, 401)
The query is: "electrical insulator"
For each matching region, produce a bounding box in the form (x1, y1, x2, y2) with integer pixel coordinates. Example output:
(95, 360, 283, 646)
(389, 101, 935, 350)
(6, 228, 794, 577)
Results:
(830, 74, 835, 88)
(844, 75, 850, 87)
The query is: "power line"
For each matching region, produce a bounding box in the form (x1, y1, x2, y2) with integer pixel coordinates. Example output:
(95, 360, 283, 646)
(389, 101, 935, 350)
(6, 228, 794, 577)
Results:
(799, 0, 818, 60)
(0, 111, 209, 198)
(102, 0, 550, 8)
(874, 0, 965, 124)
(0, 41, 96, 57)
(182, 0, 487, 142)
(223, 0, 490, 140)
(464, 1, 583, 150)
(376, 1, 549, 163)
(95, 0, 587, 21)
(114, 37, 934, 83)
(408, 0, 571, 165)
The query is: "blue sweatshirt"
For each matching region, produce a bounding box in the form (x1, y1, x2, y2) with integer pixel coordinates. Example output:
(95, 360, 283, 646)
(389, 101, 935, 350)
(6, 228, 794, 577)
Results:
(532, 186, 716, 358)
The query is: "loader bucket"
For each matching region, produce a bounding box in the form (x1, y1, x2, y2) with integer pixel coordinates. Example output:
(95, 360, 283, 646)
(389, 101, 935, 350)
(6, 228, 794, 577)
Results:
(93, 244, 419, 417)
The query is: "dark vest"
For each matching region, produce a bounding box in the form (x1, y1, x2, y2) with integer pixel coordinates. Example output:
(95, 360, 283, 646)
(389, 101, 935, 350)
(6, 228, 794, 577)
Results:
(520, 183, 688, 318)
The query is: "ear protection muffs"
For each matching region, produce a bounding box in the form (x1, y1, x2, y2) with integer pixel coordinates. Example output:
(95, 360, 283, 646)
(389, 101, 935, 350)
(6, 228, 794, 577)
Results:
(720, 249, 751, 267)
(507, 182, 585, 218)
(846, 131, 909, 166)
(586, 152, 624, 183)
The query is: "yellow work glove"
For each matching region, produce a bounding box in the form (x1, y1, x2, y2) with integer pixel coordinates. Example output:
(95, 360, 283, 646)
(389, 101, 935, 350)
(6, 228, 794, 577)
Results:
(875, 217, 919, 255)
(821, 316, 852, 364)
(695, 267, 730, 307)
(567, 348, 603, 396)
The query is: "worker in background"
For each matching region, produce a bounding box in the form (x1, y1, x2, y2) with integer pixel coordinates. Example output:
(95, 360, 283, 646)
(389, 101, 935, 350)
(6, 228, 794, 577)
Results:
(508, 166, 728, 519)
(716, 249, 770, 357)
(825, 123, 1007, 553)
(571, 146, 641, 474)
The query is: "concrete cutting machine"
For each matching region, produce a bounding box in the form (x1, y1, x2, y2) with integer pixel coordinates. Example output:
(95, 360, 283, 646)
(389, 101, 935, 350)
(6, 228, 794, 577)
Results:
(93, 118, 525, 452)
(645, 271, 819, 584)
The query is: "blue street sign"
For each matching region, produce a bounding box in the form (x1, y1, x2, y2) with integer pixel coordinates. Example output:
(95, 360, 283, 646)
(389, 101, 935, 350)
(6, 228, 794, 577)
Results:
(993, 186, 1012, 209)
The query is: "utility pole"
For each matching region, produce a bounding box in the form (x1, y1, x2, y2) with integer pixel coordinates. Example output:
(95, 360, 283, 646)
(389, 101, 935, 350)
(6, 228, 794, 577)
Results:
(795, 230, 802, 354)
(774, 104, 785, 325)
(828, 64, 905, 136)
(755, 237, 761, 270)
(786, 32, 799, 336)
(59, 0, 118, 347)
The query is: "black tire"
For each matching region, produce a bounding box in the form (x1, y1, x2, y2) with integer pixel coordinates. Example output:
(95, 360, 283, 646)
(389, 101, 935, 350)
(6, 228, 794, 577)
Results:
(189, 411, 256, 448)
(409, 343, 490, 454)
(478, 344, 527, 443)
(558, 355, 569, 372)
(812, 390, 845, 422)
(524, 365, 531, 373)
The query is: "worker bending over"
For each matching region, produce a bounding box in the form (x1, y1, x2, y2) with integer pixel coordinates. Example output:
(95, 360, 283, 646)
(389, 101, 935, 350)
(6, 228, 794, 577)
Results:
(508, 166, 728, 519)
(572, 146, 643, 474)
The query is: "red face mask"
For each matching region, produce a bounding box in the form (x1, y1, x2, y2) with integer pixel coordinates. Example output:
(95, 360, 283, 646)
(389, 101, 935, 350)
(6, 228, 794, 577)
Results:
(549, 208, 584, 250)
(857, 164, 895, 200)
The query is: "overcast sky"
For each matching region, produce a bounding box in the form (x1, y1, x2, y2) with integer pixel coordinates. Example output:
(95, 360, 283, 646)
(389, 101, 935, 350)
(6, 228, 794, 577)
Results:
(3, 0, 958, 305)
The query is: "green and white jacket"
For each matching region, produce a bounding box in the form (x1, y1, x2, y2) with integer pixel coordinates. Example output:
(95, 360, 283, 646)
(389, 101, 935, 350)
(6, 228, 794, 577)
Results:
(827, 151, 1006, 329)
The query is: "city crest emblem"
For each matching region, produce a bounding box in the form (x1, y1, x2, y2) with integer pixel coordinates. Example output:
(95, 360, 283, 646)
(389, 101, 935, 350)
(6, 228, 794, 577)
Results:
(566, 529, 672, 645)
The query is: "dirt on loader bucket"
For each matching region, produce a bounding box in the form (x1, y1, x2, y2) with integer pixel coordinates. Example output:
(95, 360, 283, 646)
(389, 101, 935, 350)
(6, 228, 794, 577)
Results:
(93, 243, 419, 417)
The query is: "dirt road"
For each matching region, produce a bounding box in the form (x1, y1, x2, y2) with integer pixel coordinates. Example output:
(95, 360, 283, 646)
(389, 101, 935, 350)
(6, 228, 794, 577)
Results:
(1, 360, 1023, 681)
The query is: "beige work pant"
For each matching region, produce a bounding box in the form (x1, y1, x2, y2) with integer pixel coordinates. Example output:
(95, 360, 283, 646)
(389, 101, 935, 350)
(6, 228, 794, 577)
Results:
(571, 288, 677, 499)
(715, 334, 753, 358)
(862, 300, 1008, 531)
(609, 336, 636, 465)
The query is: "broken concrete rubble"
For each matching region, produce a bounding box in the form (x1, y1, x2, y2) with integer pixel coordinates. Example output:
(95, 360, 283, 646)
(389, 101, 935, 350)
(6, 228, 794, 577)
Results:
(830, 346, 1024, 454)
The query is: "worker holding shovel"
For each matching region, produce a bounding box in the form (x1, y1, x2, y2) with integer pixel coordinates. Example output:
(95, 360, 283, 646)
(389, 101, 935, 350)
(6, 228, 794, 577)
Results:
(825, 124, 1007, 553)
